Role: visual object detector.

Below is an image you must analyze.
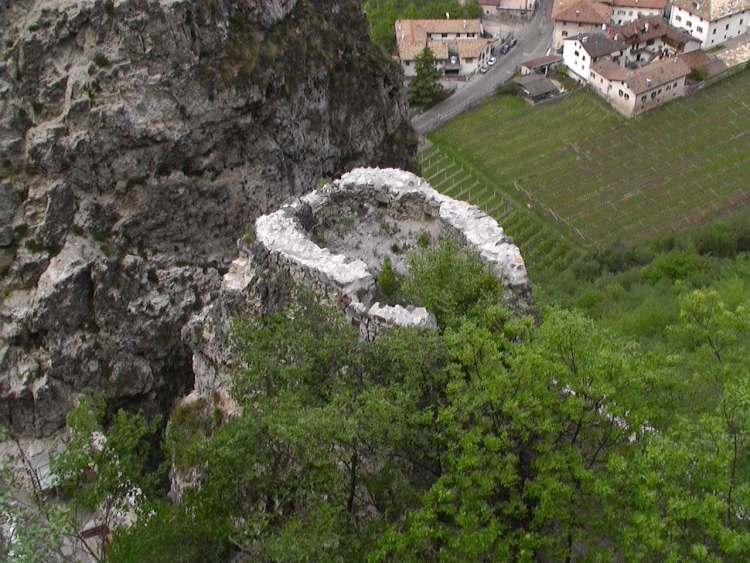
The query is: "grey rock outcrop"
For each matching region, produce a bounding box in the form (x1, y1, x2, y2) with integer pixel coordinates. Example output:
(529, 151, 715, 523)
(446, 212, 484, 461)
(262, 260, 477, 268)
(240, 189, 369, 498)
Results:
(0, 0, 416, 437)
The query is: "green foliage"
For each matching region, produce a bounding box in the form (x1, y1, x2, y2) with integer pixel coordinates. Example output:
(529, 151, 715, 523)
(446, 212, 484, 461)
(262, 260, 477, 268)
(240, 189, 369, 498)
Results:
(0, 428, 76, 562)
(54, 396, 161, 513)
(641, 249, 704, 284)
(93, 54, 109, 68)
(401, 237, 504, 329)
(164, 398, 215, 472)
(691, 221, 738, 258)
(408, 46, 443, 108)
(11, 234, 749, 561)
(688, 64, 709, 82)
(23, 238, 40, 253)
(377, 255, 400, 304)
(109, 501, 231, 563)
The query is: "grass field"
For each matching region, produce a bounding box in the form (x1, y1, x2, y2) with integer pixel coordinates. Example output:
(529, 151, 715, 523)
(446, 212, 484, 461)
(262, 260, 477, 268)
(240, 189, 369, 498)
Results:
(424, 70, 750, 254)
(419, 144, 582, 280)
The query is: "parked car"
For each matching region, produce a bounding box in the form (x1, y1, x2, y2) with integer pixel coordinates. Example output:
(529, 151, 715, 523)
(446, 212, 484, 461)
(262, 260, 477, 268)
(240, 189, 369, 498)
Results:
(479, 64, 489, 73)
(488, 57, 497, 66)
(500, 38, 517, 54)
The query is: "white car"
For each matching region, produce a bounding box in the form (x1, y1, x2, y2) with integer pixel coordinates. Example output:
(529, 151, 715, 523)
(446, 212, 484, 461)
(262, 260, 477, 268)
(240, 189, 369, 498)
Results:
(488, 57, 497, 66)
(479, 65, 489, 74)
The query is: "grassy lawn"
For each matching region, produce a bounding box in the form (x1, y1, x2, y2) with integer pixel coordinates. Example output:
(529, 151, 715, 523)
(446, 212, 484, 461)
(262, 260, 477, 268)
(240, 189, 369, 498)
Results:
(426, 70, 750, 249)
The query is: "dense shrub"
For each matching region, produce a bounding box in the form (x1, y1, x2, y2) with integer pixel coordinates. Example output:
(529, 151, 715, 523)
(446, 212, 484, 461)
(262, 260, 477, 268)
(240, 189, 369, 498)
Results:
(641, 250, 704, 284)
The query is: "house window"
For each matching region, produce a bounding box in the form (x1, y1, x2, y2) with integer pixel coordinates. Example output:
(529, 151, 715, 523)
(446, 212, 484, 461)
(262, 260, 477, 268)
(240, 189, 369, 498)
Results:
(651, 91, 656, 98)
(442, 33, 447, 37)
(618, 89, 624, 96)
(726, 24, 730, 30)
(641, 95, 647, 101)
(625, 93, 630, 100)
(686, 20, 692, 27)
(629, 10, 633, 15)
(741, 19, 744, 25)
(600, 78, 603, 83)
(666, 84, 671, 90)
(697, 26, 703, 32)
(562, 30, 569, 36)
(575, 50, 580, 57)
(405, 61, 411, 66)
(590, 71, 595, 77)
(658, 89, 662, 94)
(713, 28, 717, 34)
(647, 39, 655, 45)
(675, 15, 681, 22)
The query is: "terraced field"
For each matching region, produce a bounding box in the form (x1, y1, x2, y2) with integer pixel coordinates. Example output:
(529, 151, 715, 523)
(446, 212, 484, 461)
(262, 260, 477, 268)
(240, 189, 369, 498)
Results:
(426, 70, 750, 259)
(420, 144, 582, 280)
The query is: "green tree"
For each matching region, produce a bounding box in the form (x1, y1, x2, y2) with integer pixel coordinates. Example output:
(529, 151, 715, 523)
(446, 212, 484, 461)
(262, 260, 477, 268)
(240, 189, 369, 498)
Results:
(408, 45, 442, 108)
(377, 255, 400, 304)
(375, 307, 650, 561)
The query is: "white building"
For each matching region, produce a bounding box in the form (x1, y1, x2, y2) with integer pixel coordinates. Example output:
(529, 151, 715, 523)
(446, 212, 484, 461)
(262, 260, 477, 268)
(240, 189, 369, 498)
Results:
(589, 57, 691, 116)
(563, 33, 627, 80)
(394, 19, 492, 77)
(606, 16, 701, 66)
(609, 0, 667, 25)
(668, 0, 750, 48)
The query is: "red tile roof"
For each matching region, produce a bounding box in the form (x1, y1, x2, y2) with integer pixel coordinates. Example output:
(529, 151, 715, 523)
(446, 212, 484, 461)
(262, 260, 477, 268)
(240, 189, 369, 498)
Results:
(553, 0, 611, 23)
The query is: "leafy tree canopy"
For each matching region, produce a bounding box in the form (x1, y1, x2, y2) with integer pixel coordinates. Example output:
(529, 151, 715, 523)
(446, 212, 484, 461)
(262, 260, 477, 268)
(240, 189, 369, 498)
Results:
(9, 236, 750, 562)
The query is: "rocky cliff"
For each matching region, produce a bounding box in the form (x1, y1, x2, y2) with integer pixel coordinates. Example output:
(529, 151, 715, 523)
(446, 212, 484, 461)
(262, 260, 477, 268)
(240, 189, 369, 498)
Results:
(0, 0, 416, 437)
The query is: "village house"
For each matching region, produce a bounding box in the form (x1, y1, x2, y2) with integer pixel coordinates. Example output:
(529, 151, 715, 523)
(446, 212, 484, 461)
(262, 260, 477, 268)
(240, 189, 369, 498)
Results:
(606, 16, 701, 65)
(394, 19, 493, 77)
(563, 33, 627, 80)
(668, 0, 750, 48)
(608, 0, 667, 25)
(552, 0, 612, 48)
(479, 0, 538, 17)
(589, 57, 691, 116)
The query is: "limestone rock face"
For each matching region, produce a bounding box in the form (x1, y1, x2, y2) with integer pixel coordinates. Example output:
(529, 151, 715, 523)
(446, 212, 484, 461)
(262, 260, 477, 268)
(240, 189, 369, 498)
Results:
(0, 0, 416, 436)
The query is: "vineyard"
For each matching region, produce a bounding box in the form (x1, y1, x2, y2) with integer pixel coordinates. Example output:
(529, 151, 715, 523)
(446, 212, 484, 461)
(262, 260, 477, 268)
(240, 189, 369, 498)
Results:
(423, 69, 750, 273)
(420, 143, 582, 280)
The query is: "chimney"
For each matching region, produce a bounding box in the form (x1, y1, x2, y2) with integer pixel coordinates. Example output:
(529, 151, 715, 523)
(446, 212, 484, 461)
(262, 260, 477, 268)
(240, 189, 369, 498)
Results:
(576, 9, 581, 15)
(463, 19, 467, 29)
(446, 12, 450, 19)
(646, 77, 651, 85)
(645, 23, 649, 31)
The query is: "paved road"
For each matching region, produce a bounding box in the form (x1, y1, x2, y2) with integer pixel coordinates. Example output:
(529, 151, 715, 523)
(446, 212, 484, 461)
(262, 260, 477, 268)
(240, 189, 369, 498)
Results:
(411, 0, 555, 135)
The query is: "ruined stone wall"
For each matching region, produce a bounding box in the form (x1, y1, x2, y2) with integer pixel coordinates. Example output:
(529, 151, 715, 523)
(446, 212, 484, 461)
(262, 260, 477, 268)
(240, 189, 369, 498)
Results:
(183, 167, 530, 413)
